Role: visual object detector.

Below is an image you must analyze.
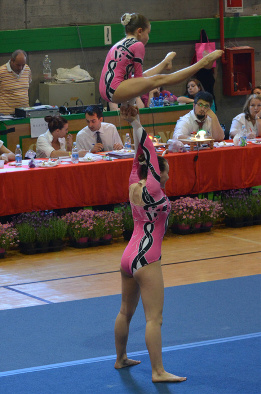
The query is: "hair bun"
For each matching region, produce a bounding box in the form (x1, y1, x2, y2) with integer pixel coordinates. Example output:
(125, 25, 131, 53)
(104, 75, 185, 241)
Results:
(121, 13, 132, 26)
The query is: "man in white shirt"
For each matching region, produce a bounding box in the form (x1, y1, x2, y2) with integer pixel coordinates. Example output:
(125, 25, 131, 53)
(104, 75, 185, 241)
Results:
(76, 105, 123, 154)
(173, 92, 224, 142)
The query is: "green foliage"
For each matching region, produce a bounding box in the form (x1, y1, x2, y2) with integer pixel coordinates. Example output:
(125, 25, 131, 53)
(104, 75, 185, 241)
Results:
(16, 223, 36, 244)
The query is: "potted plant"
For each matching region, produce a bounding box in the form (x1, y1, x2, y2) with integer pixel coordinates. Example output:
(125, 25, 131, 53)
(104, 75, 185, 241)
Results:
(63, 209, 95, 247)
(36, 224, 52, 252)
(49, 217, 67, 249)
(0, 223, 18, 257)
(120, 204, 134, 240)
(220, 189, 257, 227)
(16, 222, 37, 253)
(170, 197, 224, 235)
(93, 210, 123, 244)
(14, 210, 57, 253)
(170, 197, 197, 234)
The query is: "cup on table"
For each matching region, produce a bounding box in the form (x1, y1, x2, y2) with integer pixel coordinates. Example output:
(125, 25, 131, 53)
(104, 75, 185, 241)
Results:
(0, 160, 5, 169)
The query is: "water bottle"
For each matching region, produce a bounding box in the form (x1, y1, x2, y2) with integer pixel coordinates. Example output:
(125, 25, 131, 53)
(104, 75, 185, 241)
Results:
(71, 142, 79, 163)
(149, 97, 155, 108)
(154, 97, 159, 107)
(15, 144, 22, 166)
(241, 125, 247, 136)
(43, 55, 52, 81)
(240, 125, 247, 146)
(158, 94, 164, 107)
(124, 133, 132, 150)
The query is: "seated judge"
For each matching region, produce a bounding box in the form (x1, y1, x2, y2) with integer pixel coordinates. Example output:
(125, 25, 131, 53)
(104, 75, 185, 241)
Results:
(173, 91, 224, 142)
(0, 140, 15, 163)
(76, 105, 123, 154)
(36, 116, 73, 158)
(229, 94, 261, 139)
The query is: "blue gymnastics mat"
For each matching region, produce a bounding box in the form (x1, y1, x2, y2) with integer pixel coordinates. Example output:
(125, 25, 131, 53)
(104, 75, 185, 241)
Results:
(0, 275, 260, 393)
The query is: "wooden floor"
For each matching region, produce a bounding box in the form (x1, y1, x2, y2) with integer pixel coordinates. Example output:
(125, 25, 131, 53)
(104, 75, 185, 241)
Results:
(0, 225, 260, 310)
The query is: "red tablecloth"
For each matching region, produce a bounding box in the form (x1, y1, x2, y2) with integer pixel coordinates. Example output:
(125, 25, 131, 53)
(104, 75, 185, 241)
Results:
(1, 144, 261, 216)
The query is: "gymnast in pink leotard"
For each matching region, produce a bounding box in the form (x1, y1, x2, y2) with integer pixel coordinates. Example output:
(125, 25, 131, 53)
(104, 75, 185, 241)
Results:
(99, 37, 145, 103)
(120, 117, 171, 276)
(99, 13, 223, 106)
(114, 106, 187, 383)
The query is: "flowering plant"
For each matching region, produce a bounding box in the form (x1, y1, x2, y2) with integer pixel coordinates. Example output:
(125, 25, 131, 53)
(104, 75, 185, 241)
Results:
(0, 223, 19, 250)
(119, 203, 134, 232)
(92, 210, 123, 238)
(63, 209, 123, 241)
(170, 197, 224, 226)
(220, 188, 261, 219)
(14, 211, 57, 244)
(62, 209, 95, 241)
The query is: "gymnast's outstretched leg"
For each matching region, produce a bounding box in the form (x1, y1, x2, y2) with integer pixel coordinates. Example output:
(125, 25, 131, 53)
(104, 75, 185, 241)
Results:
(112, 50, 223, 104)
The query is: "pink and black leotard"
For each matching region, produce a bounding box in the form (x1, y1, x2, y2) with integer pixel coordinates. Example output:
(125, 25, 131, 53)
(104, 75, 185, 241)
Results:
(99, 37, 145, 102)
(121, 120, 171, 276)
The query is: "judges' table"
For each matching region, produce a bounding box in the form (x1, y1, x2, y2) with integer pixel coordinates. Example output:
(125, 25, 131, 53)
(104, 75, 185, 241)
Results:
(1, 143, 261, 216)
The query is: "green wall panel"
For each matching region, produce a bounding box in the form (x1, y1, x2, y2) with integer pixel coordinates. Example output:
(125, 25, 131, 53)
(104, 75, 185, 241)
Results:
(0, 16, 260, 54)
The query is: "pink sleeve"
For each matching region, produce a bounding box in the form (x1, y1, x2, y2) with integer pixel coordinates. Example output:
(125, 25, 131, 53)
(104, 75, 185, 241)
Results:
(132, 42, 145, 78)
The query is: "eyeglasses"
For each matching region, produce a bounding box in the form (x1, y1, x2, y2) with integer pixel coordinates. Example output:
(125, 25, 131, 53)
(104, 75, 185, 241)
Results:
(197, 102, 210, 109)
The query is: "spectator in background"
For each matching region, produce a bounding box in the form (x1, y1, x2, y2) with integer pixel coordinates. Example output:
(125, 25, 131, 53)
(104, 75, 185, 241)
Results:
(141, 87, 177, 107)
(0, 140, 15, 163)
(177, 77, 216, 113)
(173, 91, 224, 141)
(229, 94, 261, 139)
(36, 116, 73, 158)
(0, 50, 32, 115)
(251, 86, 261, 95)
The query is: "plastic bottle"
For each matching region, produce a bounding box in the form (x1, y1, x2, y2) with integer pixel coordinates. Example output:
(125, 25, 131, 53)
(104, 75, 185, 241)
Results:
(241, 125, 247, 136)
(15, 144, 22, 166)
(239, 125, 247, 146)
(149, 97, 155, 108)
(154, 97, 159, 107)
(43, 55, 52, 81)
(71, 142, 79, 163)
(158, 94, 164, 107)
(124, 133, 132, 150)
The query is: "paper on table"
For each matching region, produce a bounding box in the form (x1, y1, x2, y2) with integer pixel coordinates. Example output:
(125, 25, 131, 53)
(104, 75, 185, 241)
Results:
(79, 153, 103, 162)
(214, 142, 234, 148)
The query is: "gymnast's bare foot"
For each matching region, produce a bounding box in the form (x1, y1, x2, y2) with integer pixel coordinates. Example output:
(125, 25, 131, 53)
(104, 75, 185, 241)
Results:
(114, 358, 141, 369)
(202, 49, 223, 69)
(152, 370, 187, 383)
(164, 52, 176, 70)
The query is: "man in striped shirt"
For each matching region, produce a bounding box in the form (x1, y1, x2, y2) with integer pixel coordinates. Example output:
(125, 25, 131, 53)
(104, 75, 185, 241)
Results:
(0, 49, 32, 115)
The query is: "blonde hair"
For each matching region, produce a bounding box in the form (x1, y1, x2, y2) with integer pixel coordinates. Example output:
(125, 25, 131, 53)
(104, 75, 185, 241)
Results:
(243, 94, 261, 120)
